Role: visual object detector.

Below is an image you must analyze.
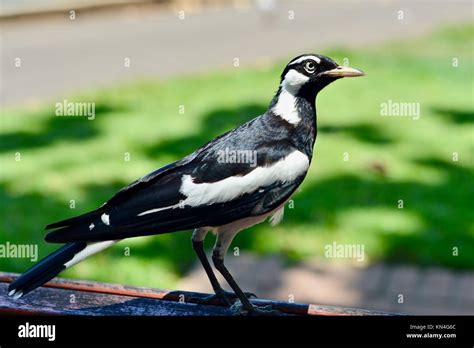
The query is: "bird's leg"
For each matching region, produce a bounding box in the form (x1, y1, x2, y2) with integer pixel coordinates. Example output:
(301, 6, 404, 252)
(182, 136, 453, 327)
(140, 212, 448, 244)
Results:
(191, 239, 231, 305)
(211, 252, 282, 316)
(211, 230, 281, 316)
(189, 229, 256, 306)
(211, 252, 254, 311)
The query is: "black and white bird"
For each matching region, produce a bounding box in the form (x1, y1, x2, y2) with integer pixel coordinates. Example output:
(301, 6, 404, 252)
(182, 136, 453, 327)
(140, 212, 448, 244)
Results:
(8, 54, 364, 314)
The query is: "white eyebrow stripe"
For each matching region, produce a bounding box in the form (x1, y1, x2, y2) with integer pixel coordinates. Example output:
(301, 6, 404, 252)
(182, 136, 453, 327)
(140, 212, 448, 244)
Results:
(289, 55, 321, 65)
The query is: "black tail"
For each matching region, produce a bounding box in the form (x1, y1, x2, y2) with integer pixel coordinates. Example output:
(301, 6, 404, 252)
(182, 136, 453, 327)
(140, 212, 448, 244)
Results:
(7, 242, 87, 298)
(45, 208, 103, 230)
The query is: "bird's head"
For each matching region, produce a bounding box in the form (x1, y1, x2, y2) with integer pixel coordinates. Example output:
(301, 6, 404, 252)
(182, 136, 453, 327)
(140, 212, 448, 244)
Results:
(279, 54, 365, 100)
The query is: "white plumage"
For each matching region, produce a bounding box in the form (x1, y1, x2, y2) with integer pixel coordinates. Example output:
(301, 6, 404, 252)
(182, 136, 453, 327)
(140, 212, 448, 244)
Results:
(138, 150, 309, 216)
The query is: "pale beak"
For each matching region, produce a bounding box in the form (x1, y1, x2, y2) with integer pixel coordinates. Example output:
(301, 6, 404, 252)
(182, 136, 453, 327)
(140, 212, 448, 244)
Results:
(322, 66, 365, 78)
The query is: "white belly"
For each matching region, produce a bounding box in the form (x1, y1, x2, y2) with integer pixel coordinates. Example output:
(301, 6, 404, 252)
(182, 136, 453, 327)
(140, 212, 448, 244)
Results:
(214, 202, 286, 234)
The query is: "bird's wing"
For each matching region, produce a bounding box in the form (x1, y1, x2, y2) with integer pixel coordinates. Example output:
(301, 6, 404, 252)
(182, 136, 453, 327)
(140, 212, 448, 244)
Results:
(45, 172, 302, 243)
(45, 117, 309, 243)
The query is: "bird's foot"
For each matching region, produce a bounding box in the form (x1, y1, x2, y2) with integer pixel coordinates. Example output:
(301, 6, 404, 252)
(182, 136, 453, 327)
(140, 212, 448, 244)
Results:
(190, 290, 257, 306)
(230, 301, 287, 316)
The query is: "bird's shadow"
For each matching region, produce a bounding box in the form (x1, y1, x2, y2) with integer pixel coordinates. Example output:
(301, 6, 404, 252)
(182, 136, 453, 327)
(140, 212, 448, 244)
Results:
(70, 296, 231, 316)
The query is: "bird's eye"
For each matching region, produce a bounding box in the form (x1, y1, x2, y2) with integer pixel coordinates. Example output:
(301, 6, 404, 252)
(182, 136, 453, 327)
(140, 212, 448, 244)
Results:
(304, 61, 316, 74)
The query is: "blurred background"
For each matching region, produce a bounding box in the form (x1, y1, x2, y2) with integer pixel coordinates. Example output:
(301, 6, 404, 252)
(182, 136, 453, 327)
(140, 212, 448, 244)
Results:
(0, 0, 473, 314)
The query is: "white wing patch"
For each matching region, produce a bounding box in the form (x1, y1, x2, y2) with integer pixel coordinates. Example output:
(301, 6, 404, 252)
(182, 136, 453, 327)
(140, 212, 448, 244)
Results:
(101, 213, 111, 226)
(180, 150, 309, 206)
(137, 150, 309, 216)
(138, 205, 176, 216)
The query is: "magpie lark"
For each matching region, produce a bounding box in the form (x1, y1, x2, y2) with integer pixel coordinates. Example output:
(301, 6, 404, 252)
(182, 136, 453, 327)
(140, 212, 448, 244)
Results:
(8, 54, 364, 315)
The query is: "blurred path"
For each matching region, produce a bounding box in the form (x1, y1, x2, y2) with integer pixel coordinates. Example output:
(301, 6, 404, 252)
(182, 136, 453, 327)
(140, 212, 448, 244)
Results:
(179, 253, 474, 315)
(1, 0, 472, 106)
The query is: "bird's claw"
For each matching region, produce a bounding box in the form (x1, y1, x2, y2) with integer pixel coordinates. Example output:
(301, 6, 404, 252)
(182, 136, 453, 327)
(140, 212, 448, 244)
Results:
(190, 290, 257, 306)
(230, 301, 288, 316)
(240, 291, 258, 299)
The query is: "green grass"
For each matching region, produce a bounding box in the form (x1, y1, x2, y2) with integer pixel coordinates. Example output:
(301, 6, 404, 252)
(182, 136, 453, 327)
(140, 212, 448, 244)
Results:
(1, 24, 473, 289)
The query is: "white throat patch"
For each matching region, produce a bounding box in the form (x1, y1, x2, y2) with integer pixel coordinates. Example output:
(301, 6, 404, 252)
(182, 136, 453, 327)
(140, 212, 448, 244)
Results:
(272, 88, 300, 125)
(272, 69, 308, 125)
